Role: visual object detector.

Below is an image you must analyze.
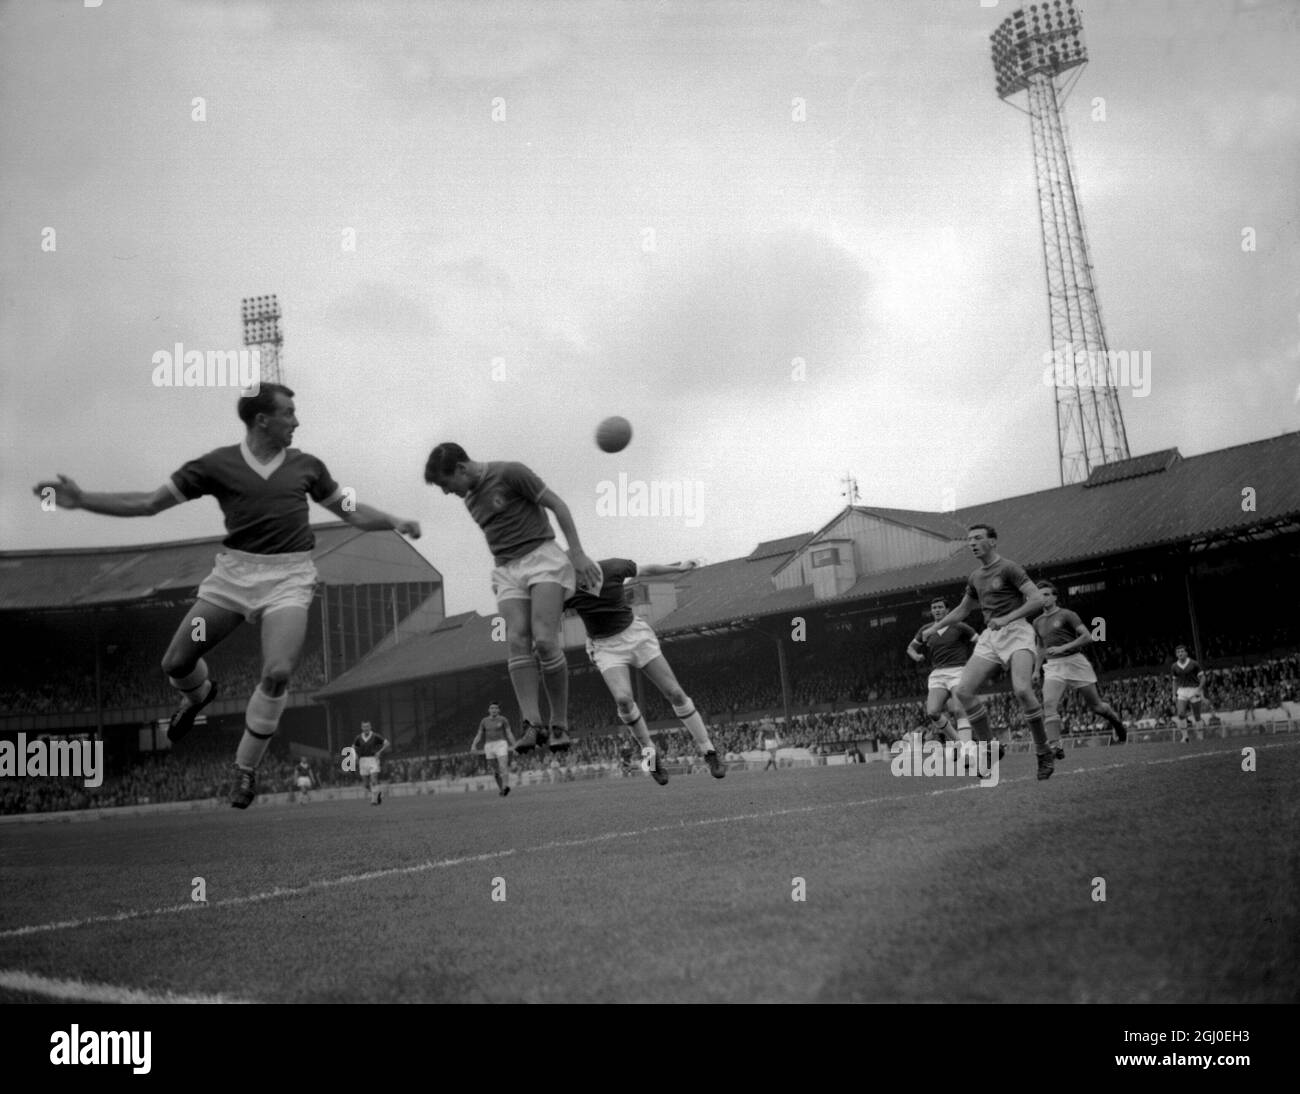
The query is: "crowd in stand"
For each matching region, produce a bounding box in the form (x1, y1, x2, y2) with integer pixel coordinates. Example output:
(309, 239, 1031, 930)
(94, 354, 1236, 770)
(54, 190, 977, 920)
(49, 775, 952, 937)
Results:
(3, 644, 1298, 814)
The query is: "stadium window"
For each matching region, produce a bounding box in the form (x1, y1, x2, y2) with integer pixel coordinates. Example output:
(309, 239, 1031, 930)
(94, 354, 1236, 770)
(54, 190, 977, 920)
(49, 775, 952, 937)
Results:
(811, 548, 841, 568)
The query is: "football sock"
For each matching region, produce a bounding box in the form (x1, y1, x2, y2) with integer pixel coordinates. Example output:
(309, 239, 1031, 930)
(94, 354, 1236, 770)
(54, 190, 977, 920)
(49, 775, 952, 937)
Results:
(1044, 714, 1063, 746)
(618, 704, 654, 750)
(673, 699, 714, 753)
(168, 660, 210, 704)
(508, 656, 542, 726)
(927, 710, 955, 740)
(538, 652, 569, 727)
(1024, 705, 1048, 752)
(965, 702, 991, 743)
(235, 685, 287, 768)
(1101, 710, 1126, 740)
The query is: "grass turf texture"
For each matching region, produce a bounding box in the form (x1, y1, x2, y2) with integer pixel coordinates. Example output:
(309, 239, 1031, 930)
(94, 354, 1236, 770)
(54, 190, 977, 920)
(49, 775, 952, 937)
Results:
(0, 737, 1296, 1003)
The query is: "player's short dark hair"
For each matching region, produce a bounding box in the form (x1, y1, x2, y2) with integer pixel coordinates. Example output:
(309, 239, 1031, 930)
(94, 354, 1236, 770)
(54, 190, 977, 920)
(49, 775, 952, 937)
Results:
(1035, 580, 1057, 594)
(237, 383, 294, 427)
(424, 442, 470, 483)
(967, 523, 997, 540)
(929, 596, 947, 607)
(1175, 643, 1188, 652)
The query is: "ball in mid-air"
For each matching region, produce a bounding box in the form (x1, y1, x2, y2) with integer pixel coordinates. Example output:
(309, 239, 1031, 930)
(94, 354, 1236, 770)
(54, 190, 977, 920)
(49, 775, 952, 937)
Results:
(596, 416, 632, 453)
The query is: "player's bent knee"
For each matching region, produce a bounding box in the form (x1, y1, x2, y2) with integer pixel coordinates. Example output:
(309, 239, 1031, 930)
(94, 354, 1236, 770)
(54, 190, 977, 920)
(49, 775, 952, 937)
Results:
(532, 636, 561, 661)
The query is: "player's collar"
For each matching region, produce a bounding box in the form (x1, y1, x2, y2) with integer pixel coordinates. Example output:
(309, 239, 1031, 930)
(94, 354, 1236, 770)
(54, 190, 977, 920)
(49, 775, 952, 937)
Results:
(240, 438, 286, 480)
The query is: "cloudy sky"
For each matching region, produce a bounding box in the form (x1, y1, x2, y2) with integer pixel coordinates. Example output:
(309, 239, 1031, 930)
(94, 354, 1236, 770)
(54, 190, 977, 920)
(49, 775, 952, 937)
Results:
(2, 0, 1296, 615)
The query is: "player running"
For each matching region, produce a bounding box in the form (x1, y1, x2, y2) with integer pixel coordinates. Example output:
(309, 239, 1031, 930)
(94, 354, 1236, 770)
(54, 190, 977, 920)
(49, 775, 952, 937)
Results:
(423, 443, 601, 756)
(294, 757, 315, 804)
(1171, 644, 1207, 742)
(471, 702, 517, 796)
(906, 596, 976, 745)
(353, 721, 389, 805)
(565, 558, 727, 785)
(33, 384, 421, 809)
(923, 524, 1052, 779)
(1031, 581, 1128, 753)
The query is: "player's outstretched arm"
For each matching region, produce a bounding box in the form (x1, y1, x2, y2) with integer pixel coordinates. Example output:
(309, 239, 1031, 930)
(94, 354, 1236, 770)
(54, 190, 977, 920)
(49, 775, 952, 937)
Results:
(470, 728, 484, 753)
(323, 496, 421, 539)
(637, 561, 698, 577)
(32, 476, 180, 518)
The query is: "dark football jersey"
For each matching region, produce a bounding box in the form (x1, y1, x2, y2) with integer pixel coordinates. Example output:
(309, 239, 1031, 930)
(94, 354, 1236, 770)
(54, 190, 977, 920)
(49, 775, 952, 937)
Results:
(478, 715, 511, 742)
(965, 557, 1032, 622)
(1172, 659, 1204, 687)
(913, 622, 977, 668)
(464, 462, 555, 565)
(353, 733, 386, 757)
(565, 558, 637, 639)
(1033, 607, 1085, 656)
(168, 442, 341, 554)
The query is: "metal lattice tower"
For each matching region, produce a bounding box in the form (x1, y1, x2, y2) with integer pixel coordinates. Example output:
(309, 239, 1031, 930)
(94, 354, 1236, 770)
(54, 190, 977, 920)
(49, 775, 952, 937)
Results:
(992, 1, 1129, 485)
(241, 294, 284, 386)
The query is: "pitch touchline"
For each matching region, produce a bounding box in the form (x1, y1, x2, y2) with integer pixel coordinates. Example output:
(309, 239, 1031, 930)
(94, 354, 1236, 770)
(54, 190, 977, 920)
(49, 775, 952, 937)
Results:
(1, 741, 1290, 940)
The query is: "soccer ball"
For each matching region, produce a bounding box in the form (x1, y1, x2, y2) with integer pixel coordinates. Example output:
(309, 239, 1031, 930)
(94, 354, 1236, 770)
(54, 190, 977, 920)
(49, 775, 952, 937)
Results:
(596, 416, 632, 453)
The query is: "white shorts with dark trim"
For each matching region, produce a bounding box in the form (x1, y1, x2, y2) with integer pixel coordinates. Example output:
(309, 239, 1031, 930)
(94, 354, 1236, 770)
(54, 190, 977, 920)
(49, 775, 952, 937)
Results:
(196, 549, 317, 622)
(1043, 652, 1097, 687)
(926, 666, 964, 693)
(970, 619, 1036, 669)
(484, 739, 509, 761)
(1176, 687, 1204, 703)
(491, 541, 576, 603)
(295, 776, 312, 791)
(358, 757, 380, 777)
(587, 617, 663, 673)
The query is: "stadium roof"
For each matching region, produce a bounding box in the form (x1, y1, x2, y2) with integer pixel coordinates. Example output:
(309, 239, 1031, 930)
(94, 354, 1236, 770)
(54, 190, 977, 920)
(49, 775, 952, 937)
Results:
(313, 433, 1300, 698)
(0, 524, 440, 612)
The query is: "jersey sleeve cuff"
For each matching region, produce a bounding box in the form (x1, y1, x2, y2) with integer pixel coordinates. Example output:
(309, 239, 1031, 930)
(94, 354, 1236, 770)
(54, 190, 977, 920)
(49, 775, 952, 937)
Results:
(320, 486, 345, 507)
(164, 480, 187, 505)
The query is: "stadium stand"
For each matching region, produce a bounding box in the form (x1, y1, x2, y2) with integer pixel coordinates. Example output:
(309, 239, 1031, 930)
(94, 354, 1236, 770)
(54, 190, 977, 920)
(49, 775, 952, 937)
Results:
(3, 435, 1298, 813)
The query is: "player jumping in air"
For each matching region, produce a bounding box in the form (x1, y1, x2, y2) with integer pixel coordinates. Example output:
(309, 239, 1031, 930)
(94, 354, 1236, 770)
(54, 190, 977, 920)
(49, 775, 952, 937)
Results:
(423, 443, 602, 756)
(354, 721, 389, 805)
(471, 702, 517, 796)
(1032, 581, 1127, 753)
(1171, 644, 1207, 742)
(906, 596, 977, 746)
(33, 384, 421, 809)
(565, 558, 727, 784)
(924, 524, 1052, 779)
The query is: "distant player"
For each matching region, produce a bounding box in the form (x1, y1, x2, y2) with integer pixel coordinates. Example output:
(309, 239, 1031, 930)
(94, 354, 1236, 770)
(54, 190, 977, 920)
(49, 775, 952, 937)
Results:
(762, 727, 781, 772)
(1032, 581, 1127, 753)
(294, 757, 315, 804)
(565, 558, 727, 784)
(1171, 644, 1207, 742)
(906, 597, 977, 745)
(924, 524, 1052, 779)
(471, 702, 516, 796)
(33, 384, 420, 809)
(354, 721, 389, 805)
(424, 443, 602, 756)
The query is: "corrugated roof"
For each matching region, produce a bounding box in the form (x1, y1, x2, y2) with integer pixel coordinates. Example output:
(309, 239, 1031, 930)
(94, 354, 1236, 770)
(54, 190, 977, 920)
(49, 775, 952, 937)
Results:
(852, 506, 971, 541)
(748, 533, 812, 560)
(0, 524, 440, 611)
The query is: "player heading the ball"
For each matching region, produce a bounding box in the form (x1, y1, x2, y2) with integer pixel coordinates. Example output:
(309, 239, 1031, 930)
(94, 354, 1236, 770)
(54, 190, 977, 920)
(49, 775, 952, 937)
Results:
(424, 442, 602, 756)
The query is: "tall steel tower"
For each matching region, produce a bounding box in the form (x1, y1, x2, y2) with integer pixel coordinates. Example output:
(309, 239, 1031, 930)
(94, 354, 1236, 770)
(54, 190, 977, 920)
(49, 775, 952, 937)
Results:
(991, 1, 1130, 485)
(241, 294, 284, 386)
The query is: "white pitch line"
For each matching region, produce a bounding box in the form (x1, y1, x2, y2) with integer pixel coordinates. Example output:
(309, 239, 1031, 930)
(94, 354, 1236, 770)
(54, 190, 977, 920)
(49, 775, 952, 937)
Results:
(0, 968, 253, 1004)
(1, 739, 1293, 942)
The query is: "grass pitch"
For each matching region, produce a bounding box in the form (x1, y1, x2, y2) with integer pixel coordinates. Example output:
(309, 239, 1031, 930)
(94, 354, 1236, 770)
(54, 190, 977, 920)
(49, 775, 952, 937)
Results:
(1, 737, 1296, 1003)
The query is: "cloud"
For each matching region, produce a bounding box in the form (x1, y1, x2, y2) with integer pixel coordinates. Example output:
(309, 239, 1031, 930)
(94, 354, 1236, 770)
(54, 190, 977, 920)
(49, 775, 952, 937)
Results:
(322, 280, 438, 337)
(603, 230, 870, 398)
